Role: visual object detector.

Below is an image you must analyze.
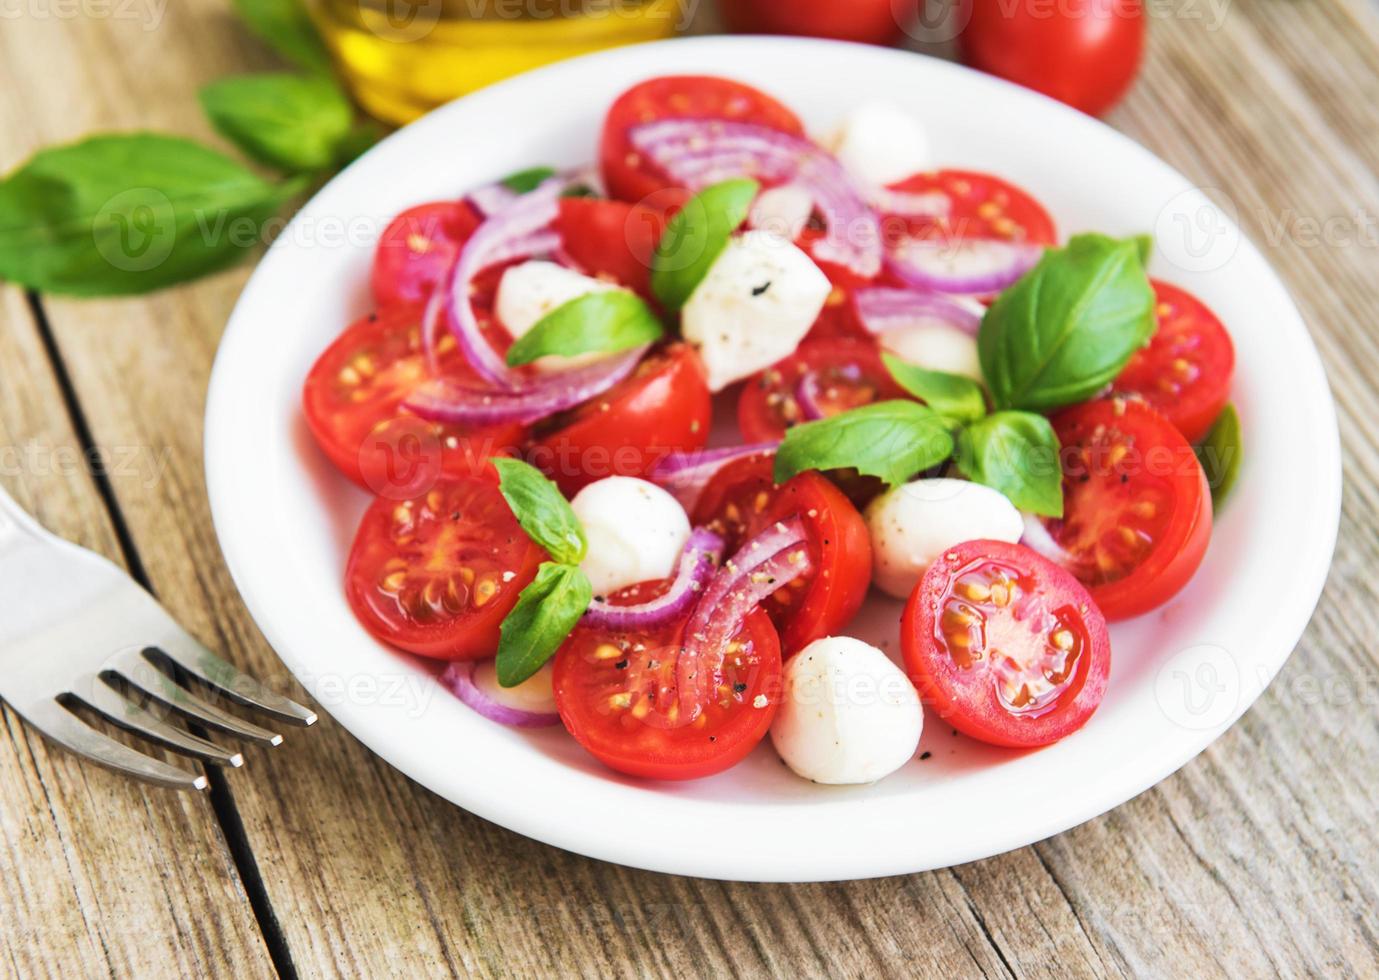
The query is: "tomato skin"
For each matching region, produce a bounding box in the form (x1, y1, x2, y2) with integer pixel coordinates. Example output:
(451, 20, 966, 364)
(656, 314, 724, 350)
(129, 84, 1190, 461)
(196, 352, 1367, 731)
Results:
(693, 456, 873, 655)
(554, 599, 782, 780)
(344, 476, 544, 660)
(956, 0, 1145, 117)
(599, 75, 803, 204)
(886, 170, 1057, 245)
(1047, 399, 1213, 620)
(1113, 281, 1235, 443)
(529, 344, 711, 497)
(302, 306, 525, 494)
(372, 201, 482, 308)
(555, 197, 665, 300)
(719, 0, 913, 46)
(902, 539, 1111, 748)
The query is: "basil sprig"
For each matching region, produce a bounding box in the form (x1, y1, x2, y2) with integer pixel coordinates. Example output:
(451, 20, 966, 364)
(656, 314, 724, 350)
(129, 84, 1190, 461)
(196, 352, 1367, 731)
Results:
(491, 458, 592, 687)
(505, 291, 663, 367)
(200, 74, 360, 173)
(774, 400, 955, 487)
(955, 412, 1063, 517)
(979, 233, 1155, 412)
(651, 178, 759, 311)
(1195, 403, 1242, 508)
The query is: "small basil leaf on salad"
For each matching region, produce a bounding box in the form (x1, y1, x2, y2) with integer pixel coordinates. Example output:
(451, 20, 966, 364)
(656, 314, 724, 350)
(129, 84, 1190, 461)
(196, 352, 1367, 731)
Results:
(955, 411, 1064, 518)
(505, 291, 663, 367)
(882, 352, 987, 424)
(1195, 402, 1242, 508)
(231, 0, 333, 75)
(0, 134, 302, 296)
(651, 178, 759, 311)
(199, 73, 354, 173)
(501, 166, 556, 193)
(774, 400, 955, 488)
(496, 562, 593, 687)
(492, 457, 586, 565)
(979, 233, 1156, 413)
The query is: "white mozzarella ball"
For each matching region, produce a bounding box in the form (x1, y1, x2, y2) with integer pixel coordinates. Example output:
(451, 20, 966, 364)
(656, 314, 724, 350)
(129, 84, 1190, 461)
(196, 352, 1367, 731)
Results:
(681, 230, 831, 391)
(570, 477, 690, 597)
(473, 660, 556, 714)
(770, 636, 923, 785)
(748, 184, 814, 241)
(826, 101, 931, 188)
(865, 478, 1023, 599)
(880, 323, 983, 381)
(495, 260, 621, 372)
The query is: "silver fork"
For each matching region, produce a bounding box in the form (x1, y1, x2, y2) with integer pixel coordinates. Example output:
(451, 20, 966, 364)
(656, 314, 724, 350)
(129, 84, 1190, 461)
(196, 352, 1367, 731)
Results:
(0, 485, 315, 790)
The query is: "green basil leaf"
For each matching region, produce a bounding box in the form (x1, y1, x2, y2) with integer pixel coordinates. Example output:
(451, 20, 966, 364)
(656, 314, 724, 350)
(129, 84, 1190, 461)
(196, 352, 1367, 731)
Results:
(496, 562, 593, 687)
(231, 0, 333, 74)
(651, 178, 759, 311)
(774, 400, 955, 488)
(979, 233, 1155, 412)
(954, 411, 1063, 517)
(1134, 233, 1153, 266)
(882, 352, 987, 424)
(506, 291, 663, 366)
(332, 120, 383, 167)
(491, 457, 585, 564)
(1195, 403, 1242, 509)
(501, 166, 556, 193)
(0, 134, 301, 297)
(200, 74, 353, 173)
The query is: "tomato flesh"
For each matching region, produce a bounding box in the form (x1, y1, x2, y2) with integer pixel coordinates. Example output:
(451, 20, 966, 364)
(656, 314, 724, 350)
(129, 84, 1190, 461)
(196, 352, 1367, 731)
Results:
(529, 343, 711, 496)
(555, 197, 666, 300)
(693, 456, 872, 654)
(372, 201, 482, 308)
(885, 169, 1057, 246)
(902, 539, 1111, 747)
(554, 582, 781, 780)
(1113, 281, 1235, 443)
(345, 476, 544, 660)
(1043, 399, 1212, 620)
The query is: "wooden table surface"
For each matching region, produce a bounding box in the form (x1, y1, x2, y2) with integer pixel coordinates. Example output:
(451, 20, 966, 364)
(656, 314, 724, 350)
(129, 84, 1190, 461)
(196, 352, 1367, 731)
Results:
(3, 0, 1378, 975)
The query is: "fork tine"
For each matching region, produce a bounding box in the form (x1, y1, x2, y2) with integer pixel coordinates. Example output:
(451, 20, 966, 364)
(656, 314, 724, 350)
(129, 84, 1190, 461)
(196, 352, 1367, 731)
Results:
(144, 635, 317, 726)
(117, 666, 284, 746)
(18, 699, 207, 791)
(73, 675, 244, 768)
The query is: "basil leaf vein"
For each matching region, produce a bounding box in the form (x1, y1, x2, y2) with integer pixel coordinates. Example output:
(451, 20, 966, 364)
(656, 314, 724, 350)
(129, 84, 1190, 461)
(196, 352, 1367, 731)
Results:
(505, 291, 663, 366)
(882, 352, 987, 424)
(199, 73, 354, 173)
(773, 400, 955, 488)
(954, 411, 1064, 517)
(491, 457, 585, 564)
(496, 562, 593, 687)
(651, 178, 759, 311)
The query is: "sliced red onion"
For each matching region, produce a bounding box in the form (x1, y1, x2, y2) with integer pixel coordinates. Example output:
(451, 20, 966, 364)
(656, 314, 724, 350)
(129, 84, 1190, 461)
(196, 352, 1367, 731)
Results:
(648, 441, 780, 511)
(420, 282, 447, 375)
(854, 287, 983, 337)
(628, 118, 881, 279)
(870, 186, 952, 218)
(440, 660, 559, 728)
(795, 364, 861, 422)
(887, 238, 1044, 296)
(582, 528, 724, 631)
(466, 182, 519, 217)
(674, 517, 812, 723)
(1021, 511, 1074, 565)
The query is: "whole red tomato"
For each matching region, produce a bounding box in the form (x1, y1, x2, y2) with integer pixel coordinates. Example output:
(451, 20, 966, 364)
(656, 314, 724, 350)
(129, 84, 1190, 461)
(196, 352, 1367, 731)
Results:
(718, 0, 916, 46)
(956, 0, 1145, 117)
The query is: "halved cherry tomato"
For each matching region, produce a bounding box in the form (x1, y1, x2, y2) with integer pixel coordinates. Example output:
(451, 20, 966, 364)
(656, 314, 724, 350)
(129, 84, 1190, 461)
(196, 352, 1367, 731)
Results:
(302, 305, 525, 496)
(599, 75, 804, 205)
(693, 455, 872, 654)
(553, 579, 781, 780)
(529, 343, 712, 496)
(1113, 281, 1235, 443)
(738, 338, 905, 443)
(1041, 399, 1212, 620)
(372, 201, 482, 308)
(902, 539, 1111, 748)
(885, 170, 1057, 246)
(345, 476, 544, 660)
(555, 197, 666, 300)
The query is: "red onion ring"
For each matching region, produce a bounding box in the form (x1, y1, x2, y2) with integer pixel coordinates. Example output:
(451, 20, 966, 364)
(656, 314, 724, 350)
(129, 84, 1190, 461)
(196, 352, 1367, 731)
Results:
(854, 287, 983, 337)
(582, 528, 724, 631)
(794, 364, 861, 422)
(440, 660, 560, 728)
(628, 118, 882, 279)
(674, 517, 813, 724)
(466, 182, 519, 217)
(887, 238, 1044, 296)
(648, 441, 781, 511)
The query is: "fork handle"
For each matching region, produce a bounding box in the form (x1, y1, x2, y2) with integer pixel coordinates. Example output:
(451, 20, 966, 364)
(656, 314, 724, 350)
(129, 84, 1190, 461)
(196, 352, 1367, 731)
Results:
(0, 482, 47, 544)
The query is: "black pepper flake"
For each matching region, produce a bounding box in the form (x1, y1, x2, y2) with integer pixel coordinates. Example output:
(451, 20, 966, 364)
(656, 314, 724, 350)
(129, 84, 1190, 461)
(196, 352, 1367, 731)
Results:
(920, 751, 932, 760)
(614, 659, 628, 670)
(733, 682, 747, 693)
(709, 736, 717, 742)
(751, 281, 772, 297)
(1120, 473, 1129, 483)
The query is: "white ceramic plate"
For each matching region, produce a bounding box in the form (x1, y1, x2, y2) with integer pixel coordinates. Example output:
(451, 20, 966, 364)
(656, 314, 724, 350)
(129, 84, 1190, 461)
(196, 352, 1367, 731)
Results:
(205, 36, 1340, 881)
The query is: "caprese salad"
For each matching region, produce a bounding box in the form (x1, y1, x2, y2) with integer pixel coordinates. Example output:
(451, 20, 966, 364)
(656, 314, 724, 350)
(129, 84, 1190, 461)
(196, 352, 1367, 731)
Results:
(302, 75, 1242, 786)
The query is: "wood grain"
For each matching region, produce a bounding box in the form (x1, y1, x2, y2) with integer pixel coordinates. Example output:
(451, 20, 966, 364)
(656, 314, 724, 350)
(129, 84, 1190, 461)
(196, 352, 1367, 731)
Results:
(2, 0, 1379, 976)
